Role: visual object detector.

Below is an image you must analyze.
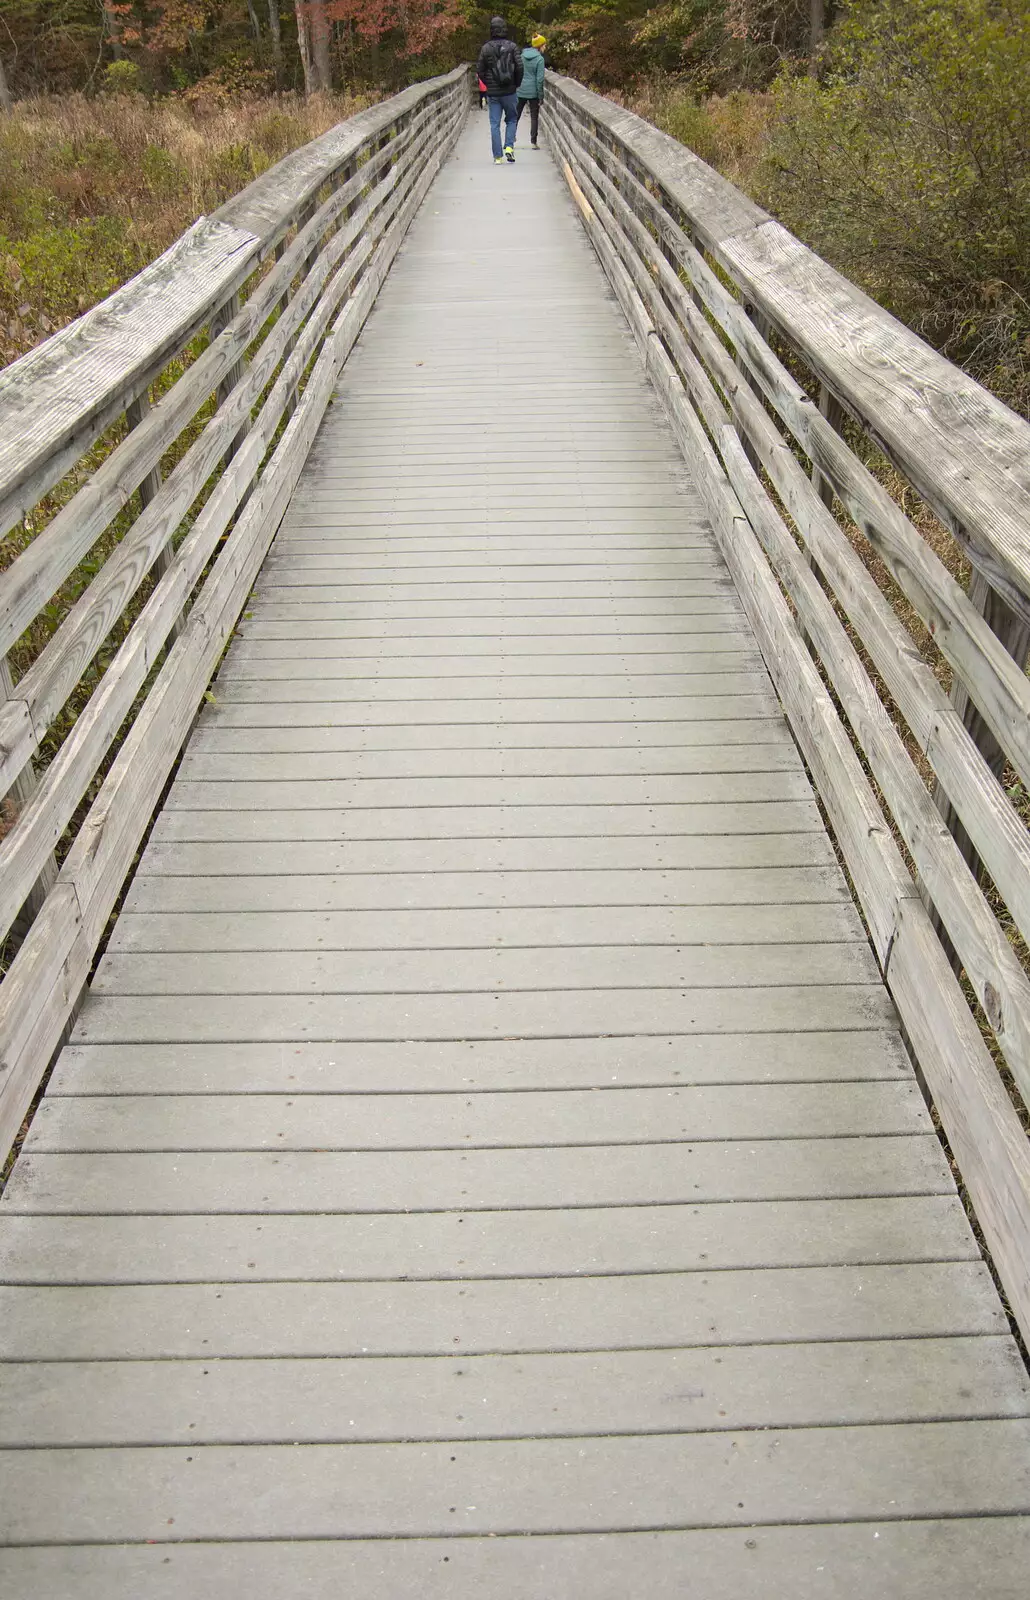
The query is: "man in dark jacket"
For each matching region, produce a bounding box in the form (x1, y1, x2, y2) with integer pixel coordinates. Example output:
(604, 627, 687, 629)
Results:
(477, 16, 524, 164)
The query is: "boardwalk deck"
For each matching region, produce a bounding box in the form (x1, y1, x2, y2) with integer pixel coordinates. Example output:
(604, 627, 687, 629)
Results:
(2, 115, 1030, 1595)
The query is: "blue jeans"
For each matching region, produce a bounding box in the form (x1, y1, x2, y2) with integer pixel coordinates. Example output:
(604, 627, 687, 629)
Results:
(488, 94, 519, 158)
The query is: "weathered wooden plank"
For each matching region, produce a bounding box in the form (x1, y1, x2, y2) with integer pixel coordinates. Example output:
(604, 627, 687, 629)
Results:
(4, 1338, 1026, 1448)
(70, 987, 898, 1044)
(90, 943, 879, 997)
(3, 1137, 948, 1214)
(148, 801, 822, 844)
(163, 772, 809, 809)
(188, 717, 781, 752)
(124, 866, 849, 918)
(0, 1261, 1002, 1360)
(136, 833, 837, 875)
(48, 1028, 905, 1097)
(108, 902, 863, 953)
(23, 1080, 923, 1153)
(5, 1522, 1030, 1600)
(193, 694, 782, 725)
(178, 742, 799, 780)
(0, 1197, 979, 1284)
(5, 1421, 1030, 1542)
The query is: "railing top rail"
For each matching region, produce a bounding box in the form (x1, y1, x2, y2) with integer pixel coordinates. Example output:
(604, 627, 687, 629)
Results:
(0, 68, 467, 538)
(551, 73, 1030, 616)
(209, 67, 467, 244)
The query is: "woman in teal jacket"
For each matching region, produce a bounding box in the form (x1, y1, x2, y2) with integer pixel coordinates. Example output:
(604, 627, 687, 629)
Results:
(516, 36, 546, 148)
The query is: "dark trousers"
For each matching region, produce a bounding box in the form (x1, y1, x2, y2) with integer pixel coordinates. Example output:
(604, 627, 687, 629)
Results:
(517, 97, 541, 143)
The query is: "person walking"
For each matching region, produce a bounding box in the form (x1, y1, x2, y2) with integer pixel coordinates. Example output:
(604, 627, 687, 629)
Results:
(477, 16, 523, 164)
(516, 35, 546, 149)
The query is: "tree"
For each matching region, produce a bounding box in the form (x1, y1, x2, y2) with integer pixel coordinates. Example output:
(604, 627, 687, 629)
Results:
(267, 0, 283, 79)
(0, 50, 12, 111)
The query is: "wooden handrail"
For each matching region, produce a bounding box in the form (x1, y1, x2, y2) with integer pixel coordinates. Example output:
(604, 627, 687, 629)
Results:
(549, 74, 1030, 621)
(547, 73, 1030, 1350)
(0, 68, 470, 1164)
(0, 68, 468, 542)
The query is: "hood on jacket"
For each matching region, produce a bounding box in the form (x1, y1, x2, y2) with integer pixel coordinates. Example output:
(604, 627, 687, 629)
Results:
(489, 15, 508, 36)
(522, 46, 543, 60)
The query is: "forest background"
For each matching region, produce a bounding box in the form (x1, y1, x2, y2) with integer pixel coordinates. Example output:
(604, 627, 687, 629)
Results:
(0, 0, 1027, 421)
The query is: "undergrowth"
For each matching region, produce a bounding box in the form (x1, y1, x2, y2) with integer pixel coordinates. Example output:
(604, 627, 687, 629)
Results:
(0, 88, 372, 369)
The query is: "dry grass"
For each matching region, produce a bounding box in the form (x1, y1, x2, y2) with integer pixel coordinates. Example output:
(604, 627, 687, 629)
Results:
(0, 89, 373, 369)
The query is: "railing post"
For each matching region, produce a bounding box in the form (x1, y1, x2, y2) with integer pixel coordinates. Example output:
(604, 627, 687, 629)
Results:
(124, 390, 184, 647)
(937, 564, 1030, 872)
(208, 291, 248, 461)
(812, 383, 846, 511)
(735, 302, 771, 473)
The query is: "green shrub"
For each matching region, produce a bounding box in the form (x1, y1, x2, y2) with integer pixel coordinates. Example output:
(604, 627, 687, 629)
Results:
(101, 59, 143, 96)
(757, 0, 1030, 415)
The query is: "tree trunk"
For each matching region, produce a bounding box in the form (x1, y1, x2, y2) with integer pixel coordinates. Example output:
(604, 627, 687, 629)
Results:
(103, 5, 125, 59)
(267, 0, 283, 81)
(295, 0, 315, 95)
(245, 0, 262, 41)
(0, 53, 12, 114)
(809, 0, 826, 73)
(310, 0, 332, 92)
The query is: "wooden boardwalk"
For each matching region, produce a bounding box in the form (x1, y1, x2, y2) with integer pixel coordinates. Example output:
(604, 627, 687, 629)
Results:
(2, 115, 1030, 1595)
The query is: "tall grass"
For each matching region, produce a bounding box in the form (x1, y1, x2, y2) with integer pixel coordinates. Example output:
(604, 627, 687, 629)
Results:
(0, 89, 373, 370)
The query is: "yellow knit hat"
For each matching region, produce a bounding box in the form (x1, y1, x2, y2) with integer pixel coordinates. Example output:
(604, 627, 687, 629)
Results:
(532, 34, 546, 48)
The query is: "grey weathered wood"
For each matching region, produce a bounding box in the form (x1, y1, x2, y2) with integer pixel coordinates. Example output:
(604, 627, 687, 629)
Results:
(25, 1080, 920, 1152)
(4, 1523, 1030, 1600)
(125, 865, 850, 914)
(0, 73, 468, 1164)
(46, 1029, 907, 1096)
(3, 105, 1029, 1585)
(3, 1136, 948, 1213)
(579, 165, 1030, 1343)
(555, 99, 1030, 815)
(550, 74, 1030, 619)
(5, 1421, 1030, 1542)
(0, 220, 258, 540)
(0, 1196, 980, 1283)
(109, 902, 862, 951)
(0, 1261, 999, 1359)
(3, 1338, 1025, 1447)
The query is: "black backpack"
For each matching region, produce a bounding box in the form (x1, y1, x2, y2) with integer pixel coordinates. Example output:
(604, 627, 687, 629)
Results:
(492, 40, 518, 92)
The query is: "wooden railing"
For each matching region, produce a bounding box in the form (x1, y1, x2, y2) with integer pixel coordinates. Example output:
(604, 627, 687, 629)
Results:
(0, 68, 469, 1160)
(548, 74, 1030, 1346)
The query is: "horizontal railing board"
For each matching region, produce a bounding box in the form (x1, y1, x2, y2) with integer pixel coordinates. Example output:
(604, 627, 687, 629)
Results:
(0, 220, 257, 537)
(550, 73, 1030, 612)
(209, 69, 467, 248)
